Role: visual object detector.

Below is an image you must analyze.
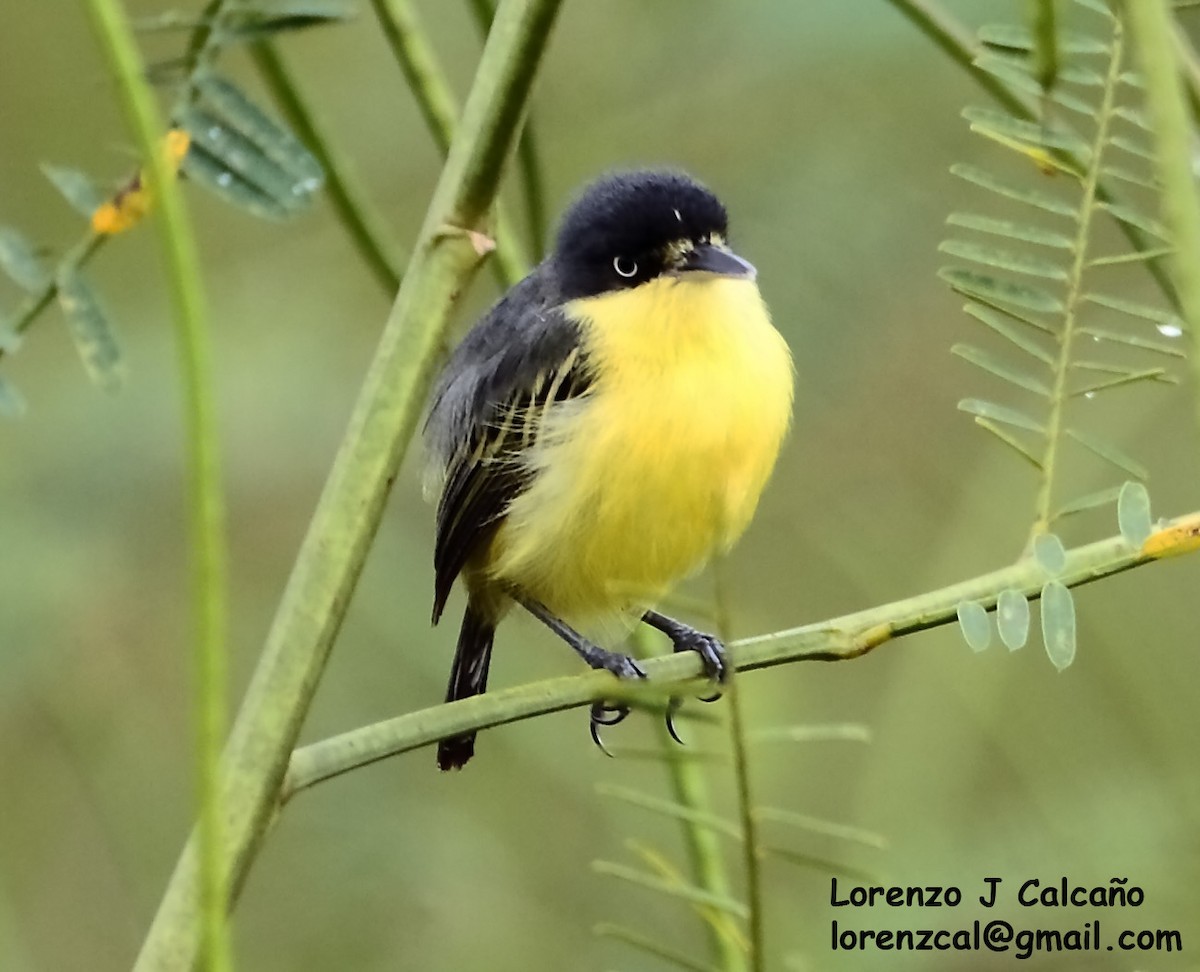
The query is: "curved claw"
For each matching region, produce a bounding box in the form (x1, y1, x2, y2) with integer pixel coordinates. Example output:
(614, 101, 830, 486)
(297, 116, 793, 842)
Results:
(696, 686, 724, 704)
(664, 696, 685, 746)
(589, 701, 630, 757)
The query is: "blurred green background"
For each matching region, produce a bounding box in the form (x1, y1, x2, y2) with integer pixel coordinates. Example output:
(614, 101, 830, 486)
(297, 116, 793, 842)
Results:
(2, 2, 1198, 970)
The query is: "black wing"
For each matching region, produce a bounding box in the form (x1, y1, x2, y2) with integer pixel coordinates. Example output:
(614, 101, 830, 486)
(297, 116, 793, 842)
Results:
(424, 264, 592, 623)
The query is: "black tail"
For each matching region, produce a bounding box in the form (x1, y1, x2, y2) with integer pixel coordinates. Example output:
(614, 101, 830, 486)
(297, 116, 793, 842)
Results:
(437, 604, 495, 771)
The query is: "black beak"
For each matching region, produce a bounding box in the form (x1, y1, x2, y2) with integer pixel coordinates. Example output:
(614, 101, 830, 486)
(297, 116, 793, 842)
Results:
(678, 242, 757, 280)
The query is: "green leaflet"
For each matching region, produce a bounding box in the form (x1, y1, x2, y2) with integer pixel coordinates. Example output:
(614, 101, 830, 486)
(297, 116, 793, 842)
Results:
(1097, 201, 1170, 241)
(1051, 484, 1123, 521)
(1077, 326, 1185, 357)
(962, 303, 1056, 363)
(591, 861, 749, 918)
(0, 226, 50, 293)
(55, 265, 124, 392)
(951, 343, 1051, 395)
(958, 397, 1047, 433)
(1084, 291, 1183, 328)
(754, 806, 887, 849)
(946, 212, 1074, 249)
(593, 924, 720, 972)
(1066, 426, 1148, 479)
(40, 164, 105, 217)
(996, 588, 1031, 650)
(1116, 480, 1153, 547)
(940, 267, 1065, 313)
(977, 23, 1109, 55)
(1033, 533, 1068, 576)
(975, 417, 1043, 468)
(1040, 582, 1077, 671)
(956, 600, 992, 652)
(940, 239, 1068, 280)
(963, 105, 1091, 155)
(950, 163, 1077, 217)
(1070, 367, 1172, 397)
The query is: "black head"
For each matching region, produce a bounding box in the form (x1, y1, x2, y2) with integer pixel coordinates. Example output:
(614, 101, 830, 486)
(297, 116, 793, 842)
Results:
(553, 169, 753, 300)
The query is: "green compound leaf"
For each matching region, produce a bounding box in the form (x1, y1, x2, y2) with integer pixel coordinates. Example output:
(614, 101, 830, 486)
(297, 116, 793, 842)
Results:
(1117, 480, 1153, 547)
(1041, 581, 1077, 671)
(41, 164, 105, 217)
(956, 600, 992, 652)
(0, 226, 50, 293)
(996, 588, 1030, 650)
(941, 268, 1064, 314)
(55, 265, 124, 392)
(1033, 532, 1068, 575)
(0, 373, 26, 418)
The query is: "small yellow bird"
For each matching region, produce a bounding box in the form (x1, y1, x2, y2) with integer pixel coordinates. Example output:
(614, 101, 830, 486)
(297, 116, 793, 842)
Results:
(424, 170, 793, 769)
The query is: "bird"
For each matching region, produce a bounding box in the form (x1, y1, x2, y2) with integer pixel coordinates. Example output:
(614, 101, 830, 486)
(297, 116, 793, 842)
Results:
(423, 169, 793, 769)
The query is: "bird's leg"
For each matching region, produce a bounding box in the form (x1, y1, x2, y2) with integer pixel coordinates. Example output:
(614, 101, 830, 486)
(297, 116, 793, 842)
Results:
(516, 595, 646, 754)
(641, 609, 728, 682)
(639, 610, 728, 743)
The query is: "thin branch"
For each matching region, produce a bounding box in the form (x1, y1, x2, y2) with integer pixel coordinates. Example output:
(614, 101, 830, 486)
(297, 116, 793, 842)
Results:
(465, 0, 548, 259)
(370, 0, 529, 286)
(1127, 2, 1200, 433)
(250, 40, 405, 296)
(282, 510, 1200, 799)
(712, 562, 763, 972)
(885, 0, 1180, 309)
(133, 3, 563, 969)
(85, 1, 229, 970)
(632, 627, 749, 971)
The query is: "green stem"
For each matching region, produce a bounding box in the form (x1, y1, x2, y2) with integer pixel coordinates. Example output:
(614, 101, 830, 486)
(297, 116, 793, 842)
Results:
(1126, 1, 1200, 436)
(250, 41, 405, 296)
(1031, 16, 1125, 539)
(282, 509, 1200, 797)
(370, 0, 529, 287)
(85, 2, 229, 971)
(885, 0, 1179, 309)
(711, 563, 762, 972)
(631, 627, 748, 972)
(466, 0, 548, 258)
(132, 3, 562, 969)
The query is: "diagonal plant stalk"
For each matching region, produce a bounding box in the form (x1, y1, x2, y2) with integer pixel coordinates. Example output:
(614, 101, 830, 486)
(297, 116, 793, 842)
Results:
(1125, 0, 1200, 435)
(465, 0, 548, 258)
(282, 509, 1200, 797)
(84, 1, 230, 970)
(370, 0, 529, 287)
(1030, 14, 1126, 540)
(133, 2, 563, 969)
(711, 561, 763, 972)
(629, 626, 748, 972)
(250, 40, 406, 296)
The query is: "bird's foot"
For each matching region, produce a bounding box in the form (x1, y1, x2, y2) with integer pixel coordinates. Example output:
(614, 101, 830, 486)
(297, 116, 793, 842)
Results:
(583, 645, 646, 756)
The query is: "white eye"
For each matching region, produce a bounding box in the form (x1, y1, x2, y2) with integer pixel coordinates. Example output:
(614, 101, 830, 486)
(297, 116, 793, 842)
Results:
(613, 255, 638, 278)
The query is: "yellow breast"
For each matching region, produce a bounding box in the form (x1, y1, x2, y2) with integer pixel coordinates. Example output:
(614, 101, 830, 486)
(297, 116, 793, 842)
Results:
(487, 275, 793, 622)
